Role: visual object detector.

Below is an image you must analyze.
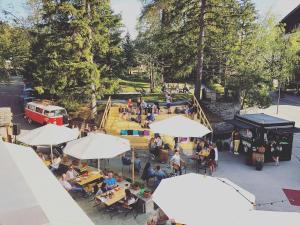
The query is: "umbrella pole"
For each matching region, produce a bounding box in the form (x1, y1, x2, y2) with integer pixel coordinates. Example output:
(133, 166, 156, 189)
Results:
(50, 145, 53, 161)
(98, 158, 100, 171)
(132, 147, 135, 183)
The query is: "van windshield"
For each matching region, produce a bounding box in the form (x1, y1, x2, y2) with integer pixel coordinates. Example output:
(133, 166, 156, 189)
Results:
(54, 109, 67, 116)
(44, 109, 67, 117)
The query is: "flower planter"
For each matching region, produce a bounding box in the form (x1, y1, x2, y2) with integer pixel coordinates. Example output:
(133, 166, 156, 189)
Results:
(116, 177, 123, 182)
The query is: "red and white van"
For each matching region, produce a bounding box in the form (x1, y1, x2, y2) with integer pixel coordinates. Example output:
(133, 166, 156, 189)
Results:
(24, 101, 69, 126)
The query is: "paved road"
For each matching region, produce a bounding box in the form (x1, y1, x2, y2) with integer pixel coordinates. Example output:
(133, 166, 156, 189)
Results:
(242, 93, 300, 127)
(0, 76, 38, 138)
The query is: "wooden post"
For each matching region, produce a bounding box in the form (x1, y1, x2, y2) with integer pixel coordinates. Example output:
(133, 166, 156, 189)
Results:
(131, 147, 135, 183)
(50, 145, 54, 162)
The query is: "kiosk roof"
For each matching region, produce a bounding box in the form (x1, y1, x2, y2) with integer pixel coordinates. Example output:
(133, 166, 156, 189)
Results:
(236, 113, 294, 125)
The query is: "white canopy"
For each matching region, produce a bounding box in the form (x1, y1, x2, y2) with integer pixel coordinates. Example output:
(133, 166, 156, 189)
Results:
(149, 115, 211, 137)
(189, 210, 300, 225)
(64, 133, 131, 159)
(18, 124, 79, 146)
(152, 173, 255, 225)
(0, 141, 94, 225)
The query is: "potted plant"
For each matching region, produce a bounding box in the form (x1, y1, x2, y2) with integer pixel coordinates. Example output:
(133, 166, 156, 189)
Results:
(116, 173, 124, 182)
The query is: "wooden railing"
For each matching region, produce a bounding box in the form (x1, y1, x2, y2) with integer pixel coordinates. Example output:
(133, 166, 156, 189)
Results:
(192, 94, 213, 132)
(99, 96, 112, 129)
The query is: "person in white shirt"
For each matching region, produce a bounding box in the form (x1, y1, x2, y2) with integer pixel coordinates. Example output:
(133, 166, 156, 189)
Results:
(170, 150, 182, 175)
(50, 154, 61, 173)
(213, 143, 218, 165)
(66, 165, 79, 181)
(118, 189, 137, 209)
(59, 173, 86, 196)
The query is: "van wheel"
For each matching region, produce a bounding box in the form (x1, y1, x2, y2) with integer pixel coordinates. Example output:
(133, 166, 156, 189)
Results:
(27, 118, 32, 124)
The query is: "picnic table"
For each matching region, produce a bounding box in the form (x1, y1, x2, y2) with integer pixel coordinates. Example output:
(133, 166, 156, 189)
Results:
(96, 187, 126, 206)
(75, 170, 103, 186)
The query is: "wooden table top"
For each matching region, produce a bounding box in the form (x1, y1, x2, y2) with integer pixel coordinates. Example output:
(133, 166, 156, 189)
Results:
(75, 171, 103, 186)
(96, 187, 126, 206)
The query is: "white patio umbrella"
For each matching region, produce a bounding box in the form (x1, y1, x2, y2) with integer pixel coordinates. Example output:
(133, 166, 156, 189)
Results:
(188, 210, 300, 225)
(152, 173, 255, 225)
(18, 123, 79, 160)
(63, 133, 131, 170)
(149, 115, 211, 137)
(0, 141, 94, 225)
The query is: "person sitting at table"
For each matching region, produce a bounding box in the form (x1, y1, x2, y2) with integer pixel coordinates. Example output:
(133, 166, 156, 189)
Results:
(141, 161, 156, 184)
(95, 182, 110, 195)
(66, 165, 79, 181)
(195, 140, 202, 154)
(104, 172, 117, 188)
(154, 165, 166, 188)
(50, 154, 61, 173)
(199, 147, 210, 165)
(59, 173, 87, 197)
(119, 189, 137, 209)
(170, 150, 183, 175)
(153, 135, 163, 157)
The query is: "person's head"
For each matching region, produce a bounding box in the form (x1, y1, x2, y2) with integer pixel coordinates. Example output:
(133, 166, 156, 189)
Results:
(108, 172, 113, 179)
(174, 150, 179, 155)
(101, 182, 107, 188)
(68, 165, 74, 171)
(145, 161, 151, 170)
(147, 113, 151, 116)
(61, 173, 67, 180)
(156, 165, 161, 171)
(128, 98, 132, 102)
(125, 188, 132, 197)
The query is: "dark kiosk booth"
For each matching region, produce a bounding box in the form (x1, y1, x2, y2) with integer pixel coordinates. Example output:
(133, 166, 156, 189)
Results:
(230, 113, 295, 164)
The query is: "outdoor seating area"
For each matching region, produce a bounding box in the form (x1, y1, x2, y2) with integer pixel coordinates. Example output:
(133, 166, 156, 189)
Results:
(2, 93, 299, 225)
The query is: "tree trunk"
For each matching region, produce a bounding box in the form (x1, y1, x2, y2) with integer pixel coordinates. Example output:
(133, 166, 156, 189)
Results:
(150, 62, 155, 93)
(194, 0, 206, 101)
(86, 0, 97, 120)
(240, 89, 249, 110)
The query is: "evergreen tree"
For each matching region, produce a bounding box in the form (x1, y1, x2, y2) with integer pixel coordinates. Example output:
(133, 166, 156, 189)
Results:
(28, 0, 122, 111)
(122, 32, 137, 75)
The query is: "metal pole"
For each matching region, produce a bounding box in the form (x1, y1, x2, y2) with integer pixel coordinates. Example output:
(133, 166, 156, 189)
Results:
(50, 145, 53, 161)
(131, 148, 135, 183)
(276, 82, 281, 115)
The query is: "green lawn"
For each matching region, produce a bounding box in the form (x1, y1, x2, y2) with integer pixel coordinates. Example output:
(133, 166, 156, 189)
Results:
(113, 79, 192, 102)
(118, 78, 151, 93)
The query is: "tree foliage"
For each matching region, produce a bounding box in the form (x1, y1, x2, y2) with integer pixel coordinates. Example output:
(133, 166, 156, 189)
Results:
(25, 0, 123, 110)
(0, 21, 31, 80)
(138, 0, 300, 108)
